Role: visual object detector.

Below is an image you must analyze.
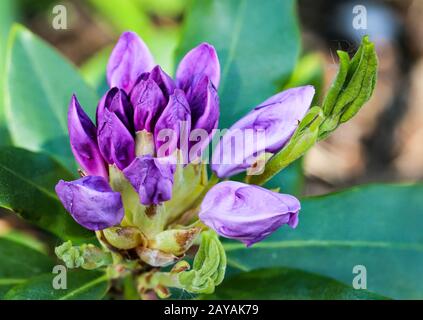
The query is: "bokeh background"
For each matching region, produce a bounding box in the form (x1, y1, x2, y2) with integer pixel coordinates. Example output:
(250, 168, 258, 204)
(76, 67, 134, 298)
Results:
(0, 0, 422, 234)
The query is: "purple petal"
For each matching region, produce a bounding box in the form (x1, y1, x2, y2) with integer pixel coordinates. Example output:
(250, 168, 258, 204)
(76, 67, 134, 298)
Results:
(107, 31, 155, 93)
(97, 108, 135, 170)
(188, 76, 219, 132)
(186, 77, 219, 161)
(154, 89, 191, 157)
(98, 88, 133, 130)
(199, 181, 300, 246)
(211, 86, 315, 178)
(130, 78, 166, 132)
(150, 65, 175, 98)
(176, 43, 220, 92)
(68, 95, 107, 178)
(123, 155, 176, 205)
(55, 176, 124, 230)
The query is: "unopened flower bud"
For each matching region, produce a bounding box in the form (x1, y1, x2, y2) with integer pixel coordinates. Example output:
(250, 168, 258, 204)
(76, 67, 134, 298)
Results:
(107, 31, 155, 93)
(68, 95, 108, 178)
(199, 182, 300, 246)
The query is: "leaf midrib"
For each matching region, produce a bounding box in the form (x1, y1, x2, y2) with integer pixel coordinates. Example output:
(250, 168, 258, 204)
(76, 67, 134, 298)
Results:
(224, 240, 423, 252)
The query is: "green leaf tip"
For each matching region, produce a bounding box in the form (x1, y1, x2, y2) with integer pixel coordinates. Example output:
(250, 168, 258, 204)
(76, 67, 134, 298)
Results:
(319, 36, 378, 139)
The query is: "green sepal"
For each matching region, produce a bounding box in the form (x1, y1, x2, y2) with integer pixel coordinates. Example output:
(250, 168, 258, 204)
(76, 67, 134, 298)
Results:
(109, 165, 167, 238)
(164, 160, 208, 223)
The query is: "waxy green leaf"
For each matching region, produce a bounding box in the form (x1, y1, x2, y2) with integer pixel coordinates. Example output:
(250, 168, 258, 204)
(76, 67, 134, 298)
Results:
(0, 147, 93, 242)
(205, 268, 387, 300)
(4, 270, 108, 300)
(4, 25, 98, 170)
(0, 0, 16, 146)
(0, 238, 55, 298)
(224, 184, 423, 299)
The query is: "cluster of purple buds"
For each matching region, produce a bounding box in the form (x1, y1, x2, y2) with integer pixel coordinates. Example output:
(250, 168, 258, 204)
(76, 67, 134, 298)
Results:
(55, 31, 315, 291)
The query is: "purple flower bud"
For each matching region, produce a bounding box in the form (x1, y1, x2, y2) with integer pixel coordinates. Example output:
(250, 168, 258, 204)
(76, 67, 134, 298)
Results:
(199, 181, 300, 246)
(211, 86, 315, 178)
(68, 95, 107, 178)
(130, 78, 166, 132)
(188, 76, 219, 132)
(97, 107, 135, 170)
(97, 88, 133, 130)
(123, 155, 176, 205)
(176, 43, 220, 92)
(55, 176, 124, 231)
(154, 89, 191, 157)
(150, 65, 175, 99)
(107, 31, 155, 93)
(186, 76, 219, 160)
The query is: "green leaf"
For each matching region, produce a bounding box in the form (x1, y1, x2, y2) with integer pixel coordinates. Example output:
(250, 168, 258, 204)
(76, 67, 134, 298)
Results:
(0, 0, 17, 146)
(283, 52, 325, 103)
(224, 184, 423, 299)
(176, 0, 300, 129)
(204, 268, 387, 300)
(80, 46, 111, 97)
(0, 238, 55, 298)
(4, 270, 109, 300)
(4, 24, 98, 170)
(0, 147, 93, 242)
(1, 230, 48, 254)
